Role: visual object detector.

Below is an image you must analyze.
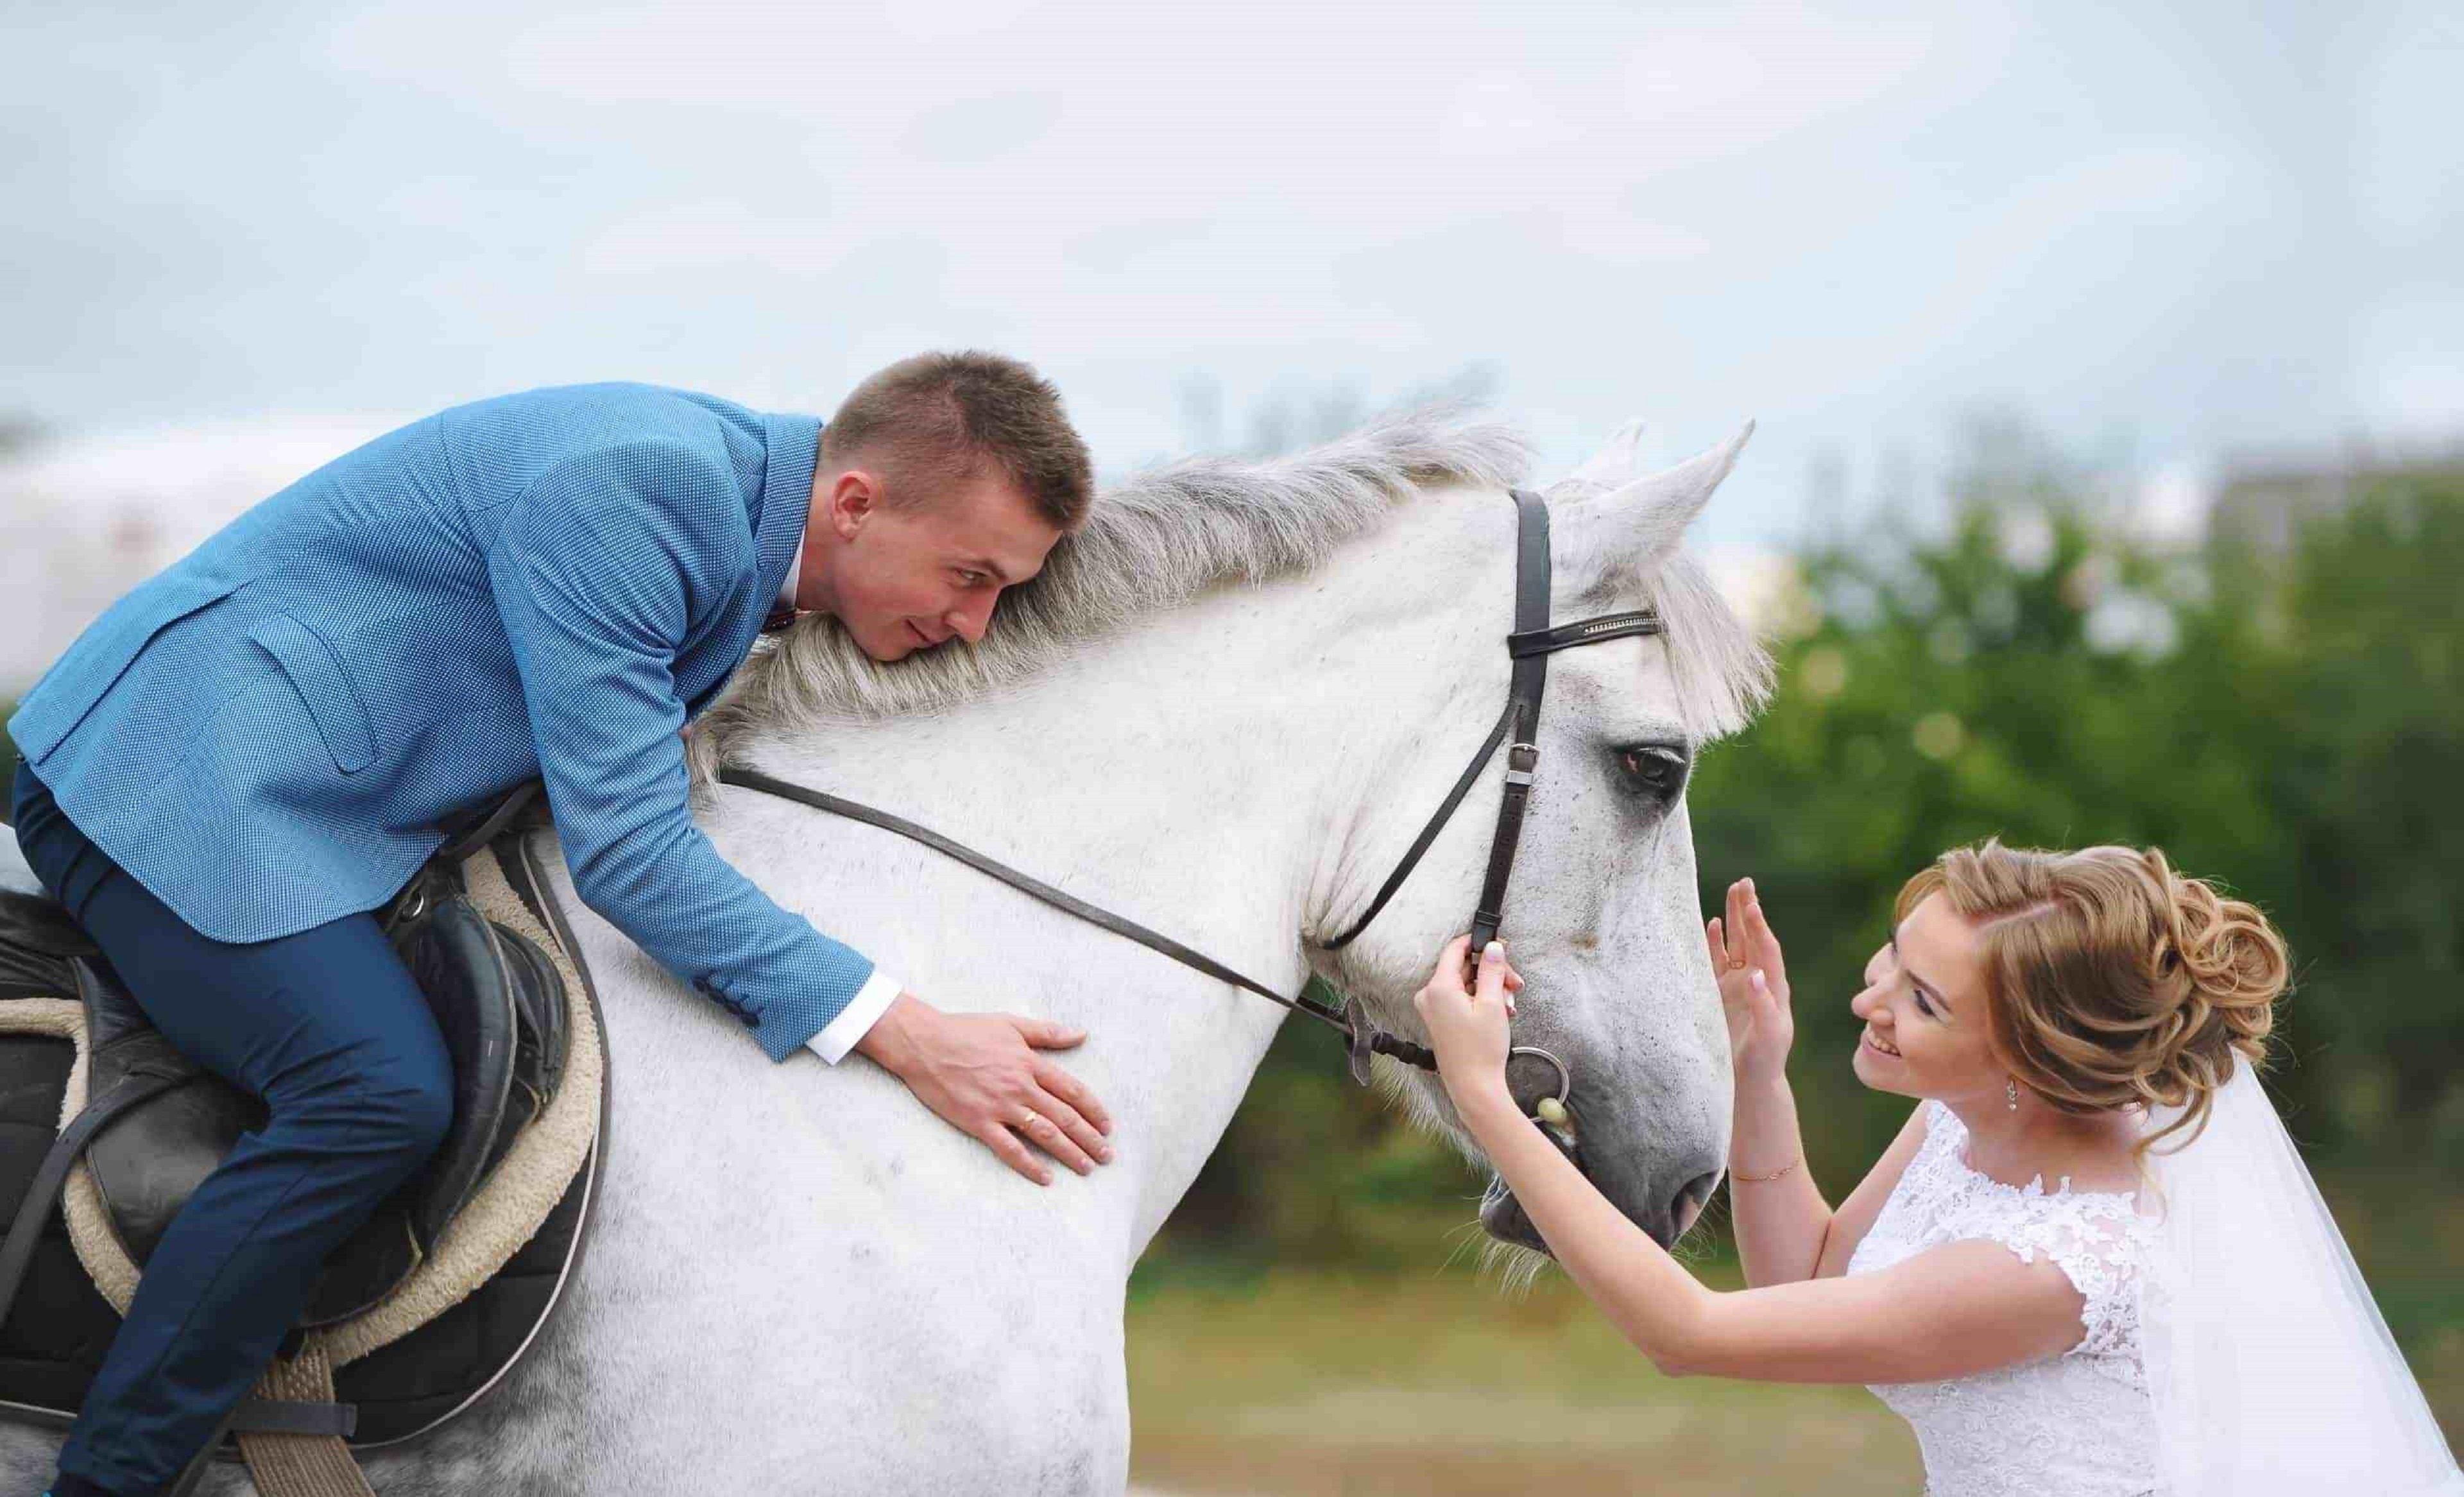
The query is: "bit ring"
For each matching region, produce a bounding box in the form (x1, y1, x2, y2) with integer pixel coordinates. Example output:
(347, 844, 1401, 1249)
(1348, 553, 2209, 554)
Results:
(1507, 1045, 1571, 1106)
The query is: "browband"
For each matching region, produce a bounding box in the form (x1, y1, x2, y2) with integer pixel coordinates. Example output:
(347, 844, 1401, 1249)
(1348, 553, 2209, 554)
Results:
(1506, 609, 1663, 658)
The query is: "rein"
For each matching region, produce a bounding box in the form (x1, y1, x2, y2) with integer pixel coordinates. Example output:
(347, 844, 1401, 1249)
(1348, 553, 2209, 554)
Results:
(715, 764, 1411, 1066)
(717, 489, 1660, 1091)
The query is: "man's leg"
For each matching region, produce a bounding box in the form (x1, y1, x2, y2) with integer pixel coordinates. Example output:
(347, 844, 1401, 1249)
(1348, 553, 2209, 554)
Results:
(12, 764, 454, 1497)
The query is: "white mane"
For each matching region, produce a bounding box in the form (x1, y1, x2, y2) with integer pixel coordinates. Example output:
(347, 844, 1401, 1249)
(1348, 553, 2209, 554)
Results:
(686, 409, 1769, 783)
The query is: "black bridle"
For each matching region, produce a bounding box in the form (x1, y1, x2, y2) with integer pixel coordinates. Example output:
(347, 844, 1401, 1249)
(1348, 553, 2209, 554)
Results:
(719, 488, 1661, 1093)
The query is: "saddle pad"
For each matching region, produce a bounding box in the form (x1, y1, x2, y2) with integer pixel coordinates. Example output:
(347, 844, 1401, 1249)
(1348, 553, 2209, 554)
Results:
(0, 834, 606, 1446)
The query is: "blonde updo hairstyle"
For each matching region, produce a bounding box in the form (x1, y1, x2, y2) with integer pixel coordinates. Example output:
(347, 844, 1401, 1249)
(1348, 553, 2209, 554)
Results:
(1895, 840, 2288, 1154)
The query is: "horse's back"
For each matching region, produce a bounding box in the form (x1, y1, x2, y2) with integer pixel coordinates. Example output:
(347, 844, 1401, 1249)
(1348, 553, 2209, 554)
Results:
(1, 826, 40, 896)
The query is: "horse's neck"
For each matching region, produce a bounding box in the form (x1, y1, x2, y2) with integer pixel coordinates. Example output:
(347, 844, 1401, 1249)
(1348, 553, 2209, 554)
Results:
(723, 493, 1512, 1241)
(739, 491, 1510, 959)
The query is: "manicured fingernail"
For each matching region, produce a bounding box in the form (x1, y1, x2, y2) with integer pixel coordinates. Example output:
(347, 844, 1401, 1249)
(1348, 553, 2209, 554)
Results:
(1750, 970, 1766, 989)
(1484, 941, 1504, 961)
(1097, 1145, 1114, 1162)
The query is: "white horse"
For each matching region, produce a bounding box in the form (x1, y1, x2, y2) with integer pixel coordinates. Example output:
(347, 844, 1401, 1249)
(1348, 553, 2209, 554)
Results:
(1, 413, 1770, 1495)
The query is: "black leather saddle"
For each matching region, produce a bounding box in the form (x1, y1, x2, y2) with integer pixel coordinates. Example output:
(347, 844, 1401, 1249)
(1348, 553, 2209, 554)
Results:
(0, 784, 606, 1489)
(0, 780, 570, 1328)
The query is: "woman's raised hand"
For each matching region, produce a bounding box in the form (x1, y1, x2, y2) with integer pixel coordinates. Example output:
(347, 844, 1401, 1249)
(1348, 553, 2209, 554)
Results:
(1413, 934, 1527, 1102)
(1706, 877, 1793, 1086)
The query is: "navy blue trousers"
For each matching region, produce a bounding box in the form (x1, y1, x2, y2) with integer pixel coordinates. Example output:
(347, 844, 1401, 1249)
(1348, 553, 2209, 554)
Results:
(11, 762, 452, 1497)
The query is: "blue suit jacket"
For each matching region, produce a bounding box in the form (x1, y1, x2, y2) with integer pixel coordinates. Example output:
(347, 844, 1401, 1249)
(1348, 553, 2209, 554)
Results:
(8, 382, 873, 1060)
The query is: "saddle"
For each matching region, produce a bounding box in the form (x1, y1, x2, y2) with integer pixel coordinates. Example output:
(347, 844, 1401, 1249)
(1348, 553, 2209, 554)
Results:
(0, 783, 607, 1491)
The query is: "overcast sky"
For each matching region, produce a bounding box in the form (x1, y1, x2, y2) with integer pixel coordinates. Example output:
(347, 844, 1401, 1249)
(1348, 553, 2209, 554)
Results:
(2, 0, 2456, 545)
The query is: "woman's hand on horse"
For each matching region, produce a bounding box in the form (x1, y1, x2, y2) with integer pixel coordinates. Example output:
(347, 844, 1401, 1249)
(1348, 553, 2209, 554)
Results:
(1413, 935, 1525, 1107)
(1706, 877, 1793, 1087)
(855, 992, 1114, 1186)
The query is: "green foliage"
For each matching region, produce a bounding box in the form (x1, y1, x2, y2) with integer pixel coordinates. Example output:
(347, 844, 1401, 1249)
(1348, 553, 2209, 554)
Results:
(1693, 485, 2315, 1176)
(1706, 463, 2464, 1179)
(1151, 456, 2464, 1278)
(2242, 484, 2464, 1158)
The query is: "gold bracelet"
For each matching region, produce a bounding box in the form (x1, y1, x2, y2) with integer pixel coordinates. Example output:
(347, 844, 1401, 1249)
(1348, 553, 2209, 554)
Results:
(1731, 1155, 1802, 1184)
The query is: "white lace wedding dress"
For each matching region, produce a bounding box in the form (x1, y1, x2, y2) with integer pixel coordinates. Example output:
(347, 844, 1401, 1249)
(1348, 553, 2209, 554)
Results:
(1845, 1100, 2163, 1496)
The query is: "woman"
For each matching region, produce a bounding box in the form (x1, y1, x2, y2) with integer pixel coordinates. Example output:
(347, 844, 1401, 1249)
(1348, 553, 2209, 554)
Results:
(1415, 840, 2460, 1496)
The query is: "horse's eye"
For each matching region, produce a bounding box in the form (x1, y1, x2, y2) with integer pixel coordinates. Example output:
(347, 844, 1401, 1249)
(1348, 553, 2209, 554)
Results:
(1614, 744, 1690, 803)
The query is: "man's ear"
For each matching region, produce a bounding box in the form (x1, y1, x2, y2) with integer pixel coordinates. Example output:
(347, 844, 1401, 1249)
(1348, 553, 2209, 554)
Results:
(823, 468, 882, 540)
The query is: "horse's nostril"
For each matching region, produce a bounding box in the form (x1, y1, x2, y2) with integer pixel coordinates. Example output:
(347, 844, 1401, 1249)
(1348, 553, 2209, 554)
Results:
(1674, 1169, 1723, 1228)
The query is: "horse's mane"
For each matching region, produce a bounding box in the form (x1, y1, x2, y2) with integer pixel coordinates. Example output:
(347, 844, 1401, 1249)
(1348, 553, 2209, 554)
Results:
(685, 408, 1768, 785)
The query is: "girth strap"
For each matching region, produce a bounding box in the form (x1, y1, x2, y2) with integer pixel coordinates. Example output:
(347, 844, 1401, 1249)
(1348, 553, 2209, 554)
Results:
(228, 1398, 359, 1439)
(235, 1340, 377, 1497)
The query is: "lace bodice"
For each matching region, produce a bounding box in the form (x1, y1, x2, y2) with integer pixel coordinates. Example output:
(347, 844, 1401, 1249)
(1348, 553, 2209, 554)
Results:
(1845, 1101, 2162, 1496)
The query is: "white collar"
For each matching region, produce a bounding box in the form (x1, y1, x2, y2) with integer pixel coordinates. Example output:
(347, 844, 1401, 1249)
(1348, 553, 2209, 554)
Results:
(777, 512, 804, 612)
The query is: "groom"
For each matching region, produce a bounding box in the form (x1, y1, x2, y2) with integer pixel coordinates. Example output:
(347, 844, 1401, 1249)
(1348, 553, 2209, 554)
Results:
(6, 352, 1114, 1496)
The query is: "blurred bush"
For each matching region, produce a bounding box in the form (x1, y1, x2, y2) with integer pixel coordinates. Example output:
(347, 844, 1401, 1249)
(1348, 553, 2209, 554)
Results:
(1697, 460, 2464, 1183)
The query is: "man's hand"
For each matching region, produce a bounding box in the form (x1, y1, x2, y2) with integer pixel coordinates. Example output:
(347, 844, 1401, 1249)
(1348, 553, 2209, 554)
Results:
(854, 992, 1114, 1186)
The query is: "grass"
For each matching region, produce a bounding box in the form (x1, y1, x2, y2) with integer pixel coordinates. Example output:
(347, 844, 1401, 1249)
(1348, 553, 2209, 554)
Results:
(1125, 1195, 2464, 1496)
(1126, 1258, 1919, 1496)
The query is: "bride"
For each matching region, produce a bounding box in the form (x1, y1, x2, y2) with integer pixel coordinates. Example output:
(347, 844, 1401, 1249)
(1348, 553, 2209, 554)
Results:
(1414, 839, 2461, 1496)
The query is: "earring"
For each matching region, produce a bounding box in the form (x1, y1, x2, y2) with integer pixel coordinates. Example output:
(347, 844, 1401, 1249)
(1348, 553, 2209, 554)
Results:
(2005, 1078, 2020, 1111)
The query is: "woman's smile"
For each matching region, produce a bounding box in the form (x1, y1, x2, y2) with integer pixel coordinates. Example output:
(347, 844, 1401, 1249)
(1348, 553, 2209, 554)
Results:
(1861, 1027, 1903, 1058)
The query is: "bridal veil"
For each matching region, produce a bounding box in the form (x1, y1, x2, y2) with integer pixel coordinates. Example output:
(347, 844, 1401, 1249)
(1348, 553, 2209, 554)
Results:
(2142, 1059, 2462, 1494)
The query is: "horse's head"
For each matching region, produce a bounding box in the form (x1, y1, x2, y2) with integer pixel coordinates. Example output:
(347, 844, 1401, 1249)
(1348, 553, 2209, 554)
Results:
(1312, 422, 1770, 1254)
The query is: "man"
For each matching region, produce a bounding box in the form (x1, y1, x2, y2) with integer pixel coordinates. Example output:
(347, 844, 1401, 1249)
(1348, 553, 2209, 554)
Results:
(6, 352, 1113, 1496)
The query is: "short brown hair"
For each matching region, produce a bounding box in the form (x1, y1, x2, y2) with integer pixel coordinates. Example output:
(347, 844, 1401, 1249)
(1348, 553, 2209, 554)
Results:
(1896, 840, 2287, 1156)
(821, 351, 1093, 531)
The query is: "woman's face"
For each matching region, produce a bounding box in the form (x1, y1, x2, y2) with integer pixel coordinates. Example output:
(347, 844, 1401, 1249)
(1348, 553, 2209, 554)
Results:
(1849, 891, 2003, 1104)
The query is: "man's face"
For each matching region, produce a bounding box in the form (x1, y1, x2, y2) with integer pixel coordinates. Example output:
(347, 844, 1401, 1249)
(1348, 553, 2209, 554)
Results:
(803, 461, 1063, 662)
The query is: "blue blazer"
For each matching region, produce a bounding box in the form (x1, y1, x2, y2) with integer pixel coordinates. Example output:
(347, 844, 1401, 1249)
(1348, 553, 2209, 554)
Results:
(8, 382, 874, 1061)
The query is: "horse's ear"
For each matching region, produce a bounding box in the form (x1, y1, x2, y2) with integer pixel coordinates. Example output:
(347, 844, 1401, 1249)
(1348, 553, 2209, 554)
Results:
(1562, 418, 1648, 490)
(1559, 422, 1754, 596)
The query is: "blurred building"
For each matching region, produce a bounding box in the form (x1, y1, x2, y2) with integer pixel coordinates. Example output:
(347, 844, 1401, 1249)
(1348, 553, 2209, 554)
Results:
(0, 419, 393, 693)
(2209, 439, 2464, 556)
(1695, 543, 1807, 637)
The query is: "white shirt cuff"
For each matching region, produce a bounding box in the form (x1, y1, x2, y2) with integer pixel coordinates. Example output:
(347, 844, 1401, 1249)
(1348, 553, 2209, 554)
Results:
(806, 966, 903, 1065)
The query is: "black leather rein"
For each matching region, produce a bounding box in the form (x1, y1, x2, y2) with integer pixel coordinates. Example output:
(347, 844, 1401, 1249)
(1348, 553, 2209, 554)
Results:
(719, 489, 1661, 1084)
